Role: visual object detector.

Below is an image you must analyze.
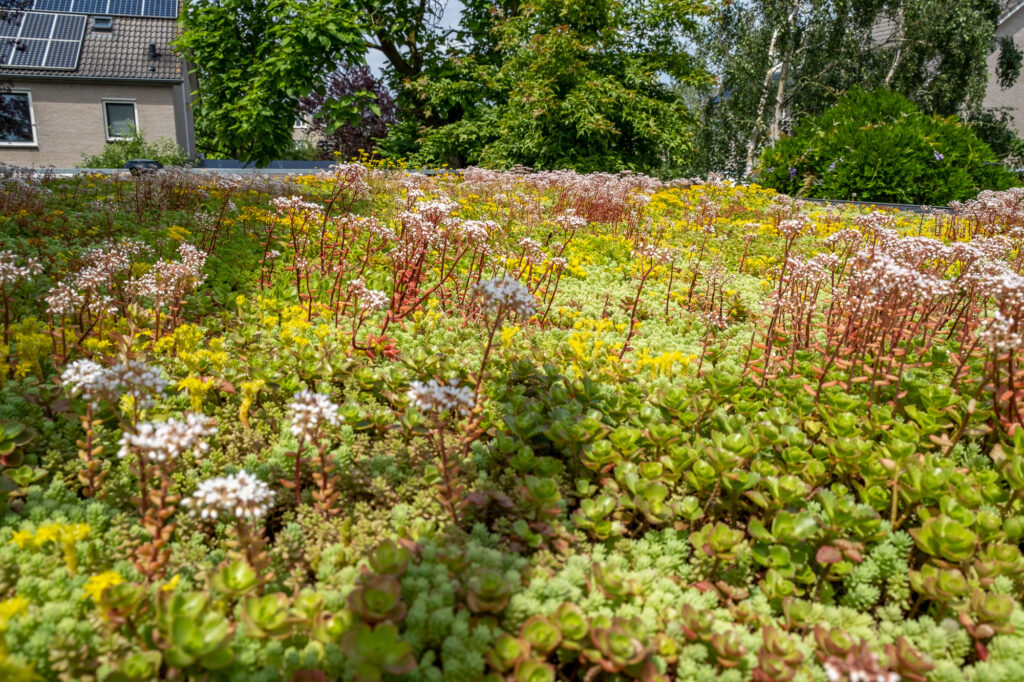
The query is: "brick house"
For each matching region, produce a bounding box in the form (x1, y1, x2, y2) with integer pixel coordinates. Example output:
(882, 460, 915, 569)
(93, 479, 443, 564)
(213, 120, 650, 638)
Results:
(0, 1, 195, 168)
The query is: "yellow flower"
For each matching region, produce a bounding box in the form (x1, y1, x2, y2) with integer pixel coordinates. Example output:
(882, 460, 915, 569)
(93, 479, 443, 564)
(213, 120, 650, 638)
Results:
(0, 596, 29, 630)
(500, 325, 520, 348)
(83, 571, 122, 603)
(161, 574, 181, 592)
(9, 530, 33, 549)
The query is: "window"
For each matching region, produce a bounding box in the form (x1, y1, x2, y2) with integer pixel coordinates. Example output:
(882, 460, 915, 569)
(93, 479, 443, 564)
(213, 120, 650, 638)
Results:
(0, 91, 37, 146)
(294, 115, 309, 129)
(103, 99, 136, 140)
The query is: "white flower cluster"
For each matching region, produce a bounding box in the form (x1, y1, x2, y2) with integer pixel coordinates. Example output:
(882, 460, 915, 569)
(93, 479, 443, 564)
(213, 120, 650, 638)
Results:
(62, 358, 167, 407)
(0, 250, 42, 287)
(407, 378, 475, 416)
(979, 311, 1022, 353)
(72, 239, 151, 293)
(272, 195, 322, 216)
(518, 238, 545, 264)
(289, 389, 341, 438)
(457, 219, 497, 247)
(349, 278, 389, 312)
(338, 215, 396, 243)
(182, 470, 274, 522)
(777, 218, 809, 239)
(45, 282, 84, 316)
(475, 276, 536, 318)
(846, 251, 953, 309)
(60, 359, 107, 399)
(554, 209, 587, 231)
(131, 243, 208, 304)
(633, 242, 674, 264)
(104, 359, 169, 407)
(322, 163, 369, 198)
(415, 197, 459, 226)
(823, 226, 861, 247)
(118, 413, 215, 462)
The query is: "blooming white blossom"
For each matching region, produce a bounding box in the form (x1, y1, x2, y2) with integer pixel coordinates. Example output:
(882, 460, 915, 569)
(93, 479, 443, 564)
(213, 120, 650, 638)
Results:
(407, 378, 475, 416)
(518, 238, 545, 264)
(979, 312, 1022, 353)
(118, 413, 215, 462)
(633, 242, 674, 264)
(289, 389, 340, 438)
(131, 243, 208, 304)
(458, 219, 496, 246)
(0, 250, 42, 287)
(60, 359, 106, 399)
(272, 195, 322, 216)
(182, 470, 274, 522)
(45, 282, 84, 316)
(475, 276, 536, 319)
(348, 278, 389, 312)
(99, 360, 168, 408)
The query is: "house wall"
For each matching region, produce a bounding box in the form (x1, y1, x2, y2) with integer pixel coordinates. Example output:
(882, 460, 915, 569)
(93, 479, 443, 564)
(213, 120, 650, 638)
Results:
(984, 5, 1024, 135)
(0, 80, 183, 168)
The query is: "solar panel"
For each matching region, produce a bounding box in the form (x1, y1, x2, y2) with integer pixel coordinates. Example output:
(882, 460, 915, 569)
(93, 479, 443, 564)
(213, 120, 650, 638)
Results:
(26, 0, 177, 18)
(107, 0, 139, 15)
(0, 12, 85, 70)
(8, 37, 47, 66)
(71, 0, 107, 12)
(45, 38, 80, 68)
(0, 17, 21, 37)
(0, 40, 15, 64)
(145, 0, 176, 17)
(20, 12, 54, 38)
(32, 0, 72, 11)
(53, 13, 84, 39)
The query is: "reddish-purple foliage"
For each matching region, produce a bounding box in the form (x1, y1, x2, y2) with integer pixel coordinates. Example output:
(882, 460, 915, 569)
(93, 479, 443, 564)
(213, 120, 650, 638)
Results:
(298, 65, 398, 160)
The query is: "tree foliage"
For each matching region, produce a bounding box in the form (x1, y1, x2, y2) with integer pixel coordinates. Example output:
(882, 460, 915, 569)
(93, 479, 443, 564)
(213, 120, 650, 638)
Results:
(298, 65, 398, 160)
(386, 0, 716, 175)
(174, 0, 365, 165)
(757, 89, 1016, 204)
(690, 0, 1020, 177)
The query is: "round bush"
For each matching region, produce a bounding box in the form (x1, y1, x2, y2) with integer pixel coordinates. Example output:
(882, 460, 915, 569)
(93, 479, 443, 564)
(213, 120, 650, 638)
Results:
(756, 89, 1017, 204)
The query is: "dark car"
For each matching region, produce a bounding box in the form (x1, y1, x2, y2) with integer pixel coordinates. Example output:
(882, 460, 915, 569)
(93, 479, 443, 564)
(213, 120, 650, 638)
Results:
(124, 159, 163, 176)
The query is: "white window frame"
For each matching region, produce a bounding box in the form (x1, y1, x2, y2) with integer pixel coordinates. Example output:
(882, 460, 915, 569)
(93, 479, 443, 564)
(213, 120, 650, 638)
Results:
(102, 98, 138, 142)
(294, 114, 309, 129)
(0, 90, 38, 147)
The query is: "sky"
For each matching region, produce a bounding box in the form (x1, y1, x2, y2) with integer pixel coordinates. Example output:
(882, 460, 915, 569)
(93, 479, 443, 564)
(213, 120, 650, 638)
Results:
(365, 1, 465, 76)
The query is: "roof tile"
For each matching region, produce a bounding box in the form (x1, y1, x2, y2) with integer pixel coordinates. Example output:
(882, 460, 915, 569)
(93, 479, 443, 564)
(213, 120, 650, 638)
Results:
(0, 14, 181, 80)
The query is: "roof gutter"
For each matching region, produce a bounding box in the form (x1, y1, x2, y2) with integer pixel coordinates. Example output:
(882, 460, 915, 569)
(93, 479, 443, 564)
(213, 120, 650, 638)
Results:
(1000, 1, 1024, 26)
(0, 73, 184, 84)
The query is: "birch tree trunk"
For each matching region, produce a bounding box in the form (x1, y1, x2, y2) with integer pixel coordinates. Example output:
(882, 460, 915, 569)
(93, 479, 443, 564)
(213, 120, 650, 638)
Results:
(743, 25, 782, 177)
(884, 6, 906, 86)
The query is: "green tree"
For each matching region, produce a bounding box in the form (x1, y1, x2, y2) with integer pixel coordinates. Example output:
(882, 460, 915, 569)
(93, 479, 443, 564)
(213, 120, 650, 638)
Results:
(174, 0, 366, 166)
(390, 0, 716, 175)
(691, 0, 1021, 178)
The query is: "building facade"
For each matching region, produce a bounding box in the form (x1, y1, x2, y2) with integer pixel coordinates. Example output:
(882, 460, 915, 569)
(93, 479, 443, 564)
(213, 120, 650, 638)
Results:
(0, 2, 194, 168)
(983, 2, 1024, 136)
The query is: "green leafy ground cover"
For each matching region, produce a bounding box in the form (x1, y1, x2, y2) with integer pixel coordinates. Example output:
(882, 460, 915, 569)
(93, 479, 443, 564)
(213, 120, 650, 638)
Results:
(0, 165, 1024, 681)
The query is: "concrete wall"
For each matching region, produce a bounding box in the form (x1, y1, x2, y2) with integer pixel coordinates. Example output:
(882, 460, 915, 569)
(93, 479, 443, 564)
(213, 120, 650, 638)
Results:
(0, 79, 183, 168)
(984, 6, 1024, 135)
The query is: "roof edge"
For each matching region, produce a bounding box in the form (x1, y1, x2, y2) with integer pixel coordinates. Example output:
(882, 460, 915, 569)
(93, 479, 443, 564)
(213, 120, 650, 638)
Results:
(0, 73, 184, 84)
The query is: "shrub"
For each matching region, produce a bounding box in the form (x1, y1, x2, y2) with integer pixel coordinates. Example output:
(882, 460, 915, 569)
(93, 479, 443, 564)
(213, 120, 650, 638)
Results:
(298, 64, 397, 160)
(757, 89, 1017, 204)
(79, 127, 189, 168)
